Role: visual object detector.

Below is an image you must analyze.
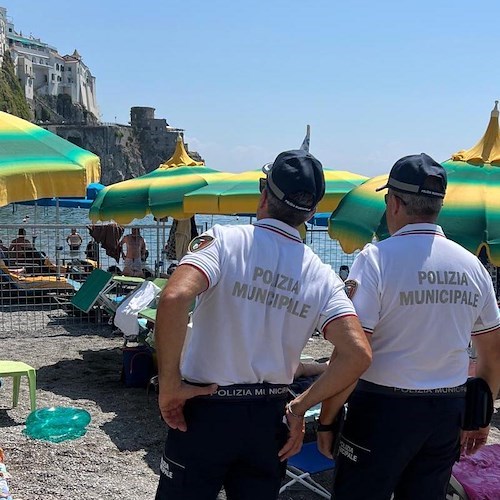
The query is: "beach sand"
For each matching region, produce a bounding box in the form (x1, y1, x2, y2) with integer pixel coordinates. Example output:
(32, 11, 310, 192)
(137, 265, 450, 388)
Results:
(0, 324, 498, 500)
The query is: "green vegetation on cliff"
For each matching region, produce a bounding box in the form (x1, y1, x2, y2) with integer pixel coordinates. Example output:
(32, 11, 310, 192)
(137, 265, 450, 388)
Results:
(0, 51, 31, 119)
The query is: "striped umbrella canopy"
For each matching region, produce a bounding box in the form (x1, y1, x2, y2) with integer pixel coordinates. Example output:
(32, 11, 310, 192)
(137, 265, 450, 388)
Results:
(0, 111, 100, 207)
(329, 102, 500, 265)
(183, 168, 368, 215)
(89, 136, 230, 224)
(184, 125, 367, 215)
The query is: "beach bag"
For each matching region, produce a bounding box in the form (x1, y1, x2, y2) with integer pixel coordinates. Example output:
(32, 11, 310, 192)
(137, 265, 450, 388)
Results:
(121, 345, 154, 388)
(463, 377, 493, 430)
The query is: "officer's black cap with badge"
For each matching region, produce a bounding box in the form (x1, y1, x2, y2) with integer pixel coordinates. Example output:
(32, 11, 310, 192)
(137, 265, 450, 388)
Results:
(262, 149, 326, 211)
(376, 152, 447, 198)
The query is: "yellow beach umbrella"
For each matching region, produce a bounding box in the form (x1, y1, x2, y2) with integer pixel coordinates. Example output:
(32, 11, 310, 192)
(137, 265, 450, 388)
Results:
(329, 101, 500, 265)
(184, 168, 367, 215)
(184, 125, 366, 214)
(89, 136, 230, 224)
(0, 111, 100, 206)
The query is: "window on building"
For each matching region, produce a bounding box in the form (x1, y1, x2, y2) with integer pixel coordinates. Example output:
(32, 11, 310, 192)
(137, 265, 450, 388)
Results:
(44, 75, 47, 82)
(51, 74, 54, 81)
(67, 67, 71, 72)
(56, 64, 59, 70)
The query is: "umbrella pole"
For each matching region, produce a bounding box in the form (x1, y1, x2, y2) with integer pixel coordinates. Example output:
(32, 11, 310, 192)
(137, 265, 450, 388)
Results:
(32, 201, 38, 245)
(161, 219, 167, 276)
(55, 198, 61, 279)
(156, 219, 160, 277)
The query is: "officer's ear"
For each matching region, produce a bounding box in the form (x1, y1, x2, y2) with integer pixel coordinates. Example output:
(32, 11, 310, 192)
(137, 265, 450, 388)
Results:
(257, 187, 268, 210)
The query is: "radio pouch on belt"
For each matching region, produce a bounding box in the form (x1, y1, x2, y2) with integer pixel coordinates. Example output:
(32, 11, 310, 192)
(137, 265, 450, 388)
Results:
(462, 377, 493, 430)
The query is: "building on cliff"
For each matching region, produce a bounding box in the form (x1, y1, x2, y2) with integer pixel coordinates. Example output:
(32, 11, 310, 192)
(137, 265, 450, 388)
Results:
(0, 5, 99, 120)
(0, 6, 203, 184)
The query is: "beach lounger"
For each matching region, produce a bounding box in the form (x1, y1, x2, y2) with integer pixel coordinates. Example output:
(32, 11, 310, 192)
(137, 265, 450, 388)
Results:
(0, 259, 74, 302)
(70, 268, 114, 314)
(138, 307, 157, 323)
(71, 270, 145, 315)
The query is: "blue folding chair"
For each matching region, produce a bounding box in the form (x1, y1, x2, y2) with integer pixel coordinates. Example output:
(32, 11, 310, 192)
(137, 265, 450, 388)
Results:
(279, 441, 334, 498)
(280, 403, 347, 498)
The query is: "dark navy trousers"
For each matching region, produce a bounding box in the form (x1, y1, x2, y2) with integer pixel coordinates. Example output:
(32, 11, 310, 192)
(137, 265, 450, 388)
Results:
(333, 389, 465, 500)
(156, 397, 288, 500)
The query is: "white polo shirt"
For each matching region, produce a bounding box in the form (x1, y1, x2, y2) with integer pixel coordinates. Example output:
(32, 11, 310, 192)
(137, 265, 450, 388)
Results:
(349, 223, 500, 390)
(179, 218, 356, 385)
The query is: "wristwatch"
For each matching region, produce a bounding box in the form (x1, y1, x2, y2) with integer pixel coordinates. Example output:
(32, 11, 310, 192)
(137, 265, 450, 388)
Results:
(316, 420, 336, 432)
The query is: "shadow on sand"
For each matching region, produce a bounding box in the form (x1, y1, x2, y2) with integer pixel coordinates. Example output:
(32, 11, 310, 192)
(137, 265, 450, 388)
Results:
(35, 346, 165, 473)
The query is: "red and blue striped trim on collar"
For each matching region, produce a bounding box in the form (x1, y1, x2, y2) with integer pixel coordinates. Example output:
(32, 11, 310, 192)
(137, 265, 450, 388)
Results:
(253, 219, 303, 243)
(393, 224, 445, 239)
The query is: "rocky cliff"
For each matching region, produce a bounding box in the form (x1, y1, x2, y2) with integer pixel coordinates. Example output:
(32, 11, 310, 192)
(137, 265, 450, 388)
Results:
(44, 107, 203, 185)
(46, 123, 147, 185)
(0, 52, 31, 119)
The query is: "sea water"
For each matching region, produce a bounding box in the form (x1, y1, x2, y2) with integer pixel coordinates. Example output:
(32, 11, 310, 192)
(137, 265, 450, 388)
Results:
(0, 203, 355, 273)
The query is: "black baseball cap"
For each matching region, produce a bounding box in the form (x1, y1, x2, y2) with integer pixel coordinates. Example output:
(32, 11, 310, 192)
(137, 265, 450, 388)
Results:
(262, 149, 325, 211)
(376, 153, 447, 198)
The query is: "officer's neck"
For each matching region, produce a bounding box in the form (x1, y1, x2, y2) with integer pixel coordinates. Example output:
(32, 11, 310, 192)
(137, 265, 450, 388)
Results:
(389, 215, 438, 235)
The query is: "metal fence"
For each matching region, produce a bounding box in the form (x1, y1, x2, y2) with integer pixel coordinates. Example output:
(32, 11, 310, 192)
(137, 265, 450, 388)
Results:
(0, 222, 356, 334)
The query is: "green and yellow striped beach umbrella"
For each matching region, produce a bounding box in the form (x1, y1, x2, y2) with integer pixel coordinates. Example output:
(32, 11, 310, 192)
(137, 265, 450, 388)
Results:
(329, 102, 500, 265)
(0, 111, 100, 206)
(184, 168, 367, 215)
(89, 137, 230, 224)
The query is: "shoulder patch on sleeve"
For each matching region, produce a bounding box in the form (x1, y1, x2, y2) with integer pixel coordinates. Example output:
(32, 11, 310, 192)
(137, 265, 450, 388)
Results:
(188, 235, 215, 253)
(344, 279, 358, 299)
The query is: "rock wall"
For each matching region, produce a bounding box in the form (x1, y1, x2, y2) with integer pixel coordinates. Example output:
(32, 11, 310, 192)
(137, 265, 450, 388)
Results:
(45, 122, 202, 185)
(35, 94, 99, 126)
(46, 124, 145, 184)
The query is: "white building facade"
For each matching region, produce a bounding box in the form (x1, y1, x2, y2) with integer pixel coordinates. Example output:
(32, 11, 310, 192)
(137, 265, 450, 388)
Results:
(1, 6, 99, 119)
(0, 7, 7, 69)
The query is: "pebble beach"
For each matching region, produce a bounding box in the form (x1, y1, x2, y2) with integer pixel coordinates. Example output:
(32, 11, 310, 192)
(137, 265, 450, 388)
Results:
(0, 319, 498, 500)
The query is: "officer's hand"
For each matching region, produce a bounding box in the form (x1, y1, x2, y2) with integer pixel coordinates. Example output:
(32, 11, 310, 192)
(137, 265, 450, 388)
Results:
(278, 411, 305, 461)
(317, 429, 334, 459)
(461, 426, 490, 455)
(159, 382, 217, 432)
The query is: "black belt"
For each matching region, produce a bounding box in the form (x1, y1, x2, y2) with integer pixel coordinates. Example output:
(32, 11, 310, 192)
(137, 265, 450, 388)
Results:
(186, 382, 290, 401)
(356, 379, 467, 398)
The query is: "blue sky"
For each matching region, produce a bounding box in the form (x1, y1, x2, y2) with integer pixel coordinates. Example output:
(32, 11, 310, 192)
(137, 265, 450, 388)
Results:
(6, 1, 500, 176)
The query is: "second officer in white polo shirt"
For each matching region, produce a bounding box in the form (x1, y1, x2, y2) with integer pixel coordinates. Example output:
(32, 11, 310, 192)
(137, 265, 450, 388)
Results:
(319, 153, 500, 500)
(154, 149, 372, 500)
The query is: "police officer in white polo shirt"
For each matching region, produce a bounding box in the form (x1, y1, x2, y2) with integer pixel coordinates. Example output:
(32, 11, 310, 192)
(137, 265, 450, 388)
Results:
(154, 149, 372, 500)
(318, 153, 500, 500)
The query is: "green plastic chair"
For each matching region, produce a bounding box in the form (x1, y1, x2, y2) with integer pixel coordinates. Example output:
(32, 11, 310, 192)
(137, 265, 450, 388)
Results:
(0, 360, 37, 411)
